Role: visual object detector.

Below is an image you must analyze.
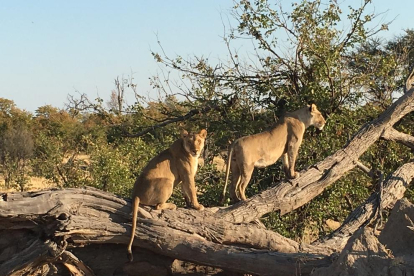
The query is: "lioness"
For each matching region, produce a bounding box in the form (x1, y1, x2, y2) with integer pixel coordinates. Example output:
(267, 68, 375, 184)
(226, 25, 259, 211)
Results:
(127, 129, 207, 261)
(221, 104, 325, 203)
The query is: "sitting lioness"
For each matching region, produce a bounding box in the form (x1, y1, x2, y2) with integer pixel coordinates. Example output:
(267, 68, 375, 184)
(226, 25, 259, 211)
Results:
(127, 129, 207, 261)
(221, 104, 325, 203)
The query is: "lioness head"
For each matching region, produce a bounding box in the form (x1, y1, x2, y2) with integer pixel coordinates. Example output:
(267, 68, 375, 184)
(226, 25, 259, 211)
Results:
(309, 104, 326, 130)
(181, 129, 207, 157)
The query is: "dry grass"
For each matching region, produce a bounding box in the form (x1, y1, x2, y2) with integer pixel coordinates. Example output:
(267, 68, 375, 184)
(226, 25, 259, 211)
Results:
(0, 154, 90, 193)
(0, 175, 56, 192)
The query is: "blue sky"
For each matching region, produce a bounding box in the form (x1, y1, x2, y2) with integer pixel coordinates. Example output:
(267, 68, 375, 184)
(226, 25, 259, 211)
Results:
(0, 1, 411, 113)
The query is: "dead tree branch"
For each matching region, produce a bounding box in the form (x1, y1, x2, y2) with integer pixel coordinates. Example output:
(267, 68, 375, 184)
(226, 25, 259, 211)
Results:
(123, 106, 215, 138)
(381, 127, 414, 150)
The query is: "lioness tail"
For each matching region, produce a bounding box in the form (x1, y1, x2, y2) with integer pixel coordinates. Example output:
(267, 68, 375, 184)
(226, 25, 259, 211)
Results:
(220, 145, 234, 204)
(127, 196, 140, 262)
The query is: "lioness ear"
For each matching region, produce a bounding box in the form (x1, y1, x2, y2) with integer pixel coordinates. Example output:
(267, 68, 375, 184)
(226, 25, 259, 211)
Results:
(198, 129, 207, 139)
(180, 129, 189, 138)
(309, 103, 316, 112)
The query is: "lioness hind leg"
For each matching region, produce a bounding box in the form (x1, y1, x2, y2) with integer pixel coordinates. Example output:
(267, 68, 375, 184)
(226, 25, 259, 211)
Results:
(229, 162, 241, 203)
(156, 202, 177, 210)
(229, 175, 241, 203)
(238, 165, 254, 201)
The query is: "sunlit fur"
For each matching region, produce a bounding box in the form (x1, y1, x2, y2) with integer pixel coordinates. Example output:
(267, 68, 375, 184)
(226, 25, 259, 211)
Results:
(127, 129, 207, 261)
(222, 104, 326, 203)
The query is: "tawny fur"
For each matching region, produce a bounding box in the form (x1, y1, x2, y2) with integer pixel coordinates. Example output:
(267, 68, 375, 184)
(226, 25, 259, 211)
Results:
(127, 129, 207, 261)
(222, 104, 326, 203)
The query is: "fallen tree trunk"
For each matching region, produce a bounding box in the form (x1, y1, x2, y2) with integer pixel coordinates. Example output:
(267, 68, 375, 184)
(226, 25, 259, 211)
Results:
(0, 188, 332, 276)
(1, 160, 413, 276)
(1, 72, 413, 276)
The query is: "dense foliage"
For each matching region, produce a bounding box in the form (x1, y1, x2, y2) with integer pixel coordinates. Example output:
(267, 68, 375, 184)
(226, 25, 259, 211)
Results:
(1, 0, 413, 241)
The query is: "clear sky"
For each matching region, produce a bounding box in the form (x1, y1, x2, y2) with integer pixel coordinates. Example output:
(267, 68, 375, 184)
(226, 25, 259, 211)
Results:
(0, 1, 411, 113)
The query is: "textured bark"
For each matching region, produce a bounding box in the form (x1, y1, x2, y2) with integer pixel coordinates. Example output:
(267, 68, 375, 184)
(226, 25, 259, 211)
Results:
(312, 199, 414, 276)
(382, 127, 414, 150)
(0, 188, 332, 276)
(308, 162, 414, 254)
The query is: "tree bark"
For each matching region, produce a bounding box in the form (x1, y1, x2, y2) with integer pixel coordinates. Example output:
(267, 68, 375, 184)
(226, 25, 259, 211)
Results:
(308, 162, 414, 254)
(382, 127, 414, 150)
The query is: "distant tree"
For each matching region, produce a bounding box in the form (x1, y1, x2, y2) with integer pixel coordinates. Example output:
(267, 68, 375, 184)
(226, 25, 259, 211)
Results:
(0, 99, 33, 190)
(106, 76, 138, 115)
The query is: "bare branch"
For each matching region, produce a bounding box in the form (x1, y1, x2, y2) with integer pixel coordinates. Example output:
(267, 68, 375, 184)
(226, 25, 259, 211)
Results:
(381, 127, 414, 150)
(354, 160, 376, 178)
(405, 214, 414, 232)
(337, 0, 371, 53)
(123, 105, 216, 138)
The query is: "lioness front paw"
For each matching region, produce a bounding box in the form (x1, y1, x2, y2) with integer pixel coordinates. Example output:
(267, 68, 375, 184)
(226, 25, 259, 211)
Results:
(194, 204, 204, 211)
(288, 172, 300, 179)
(156, 202, 177, 210)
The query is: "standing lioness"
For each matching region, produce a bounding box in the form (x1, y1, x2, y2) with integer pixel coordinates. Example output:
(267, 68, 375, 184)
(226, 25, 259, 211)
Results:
(222, 104, 325, 203)
(127, 129, 207, 261)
